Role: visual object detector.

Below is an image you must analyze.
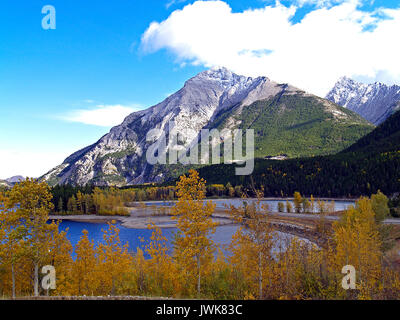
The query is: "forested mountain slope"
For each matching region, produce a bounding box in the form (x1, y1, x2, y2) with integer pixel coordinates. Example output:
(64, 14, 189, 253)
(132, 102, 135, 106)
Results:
(197, 111, 400, 197)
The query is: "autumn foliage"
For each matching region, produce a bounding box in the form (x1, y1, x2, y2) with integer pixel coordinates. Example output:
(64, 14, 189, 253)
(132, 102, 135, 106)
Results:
(0, 174, 400, 299)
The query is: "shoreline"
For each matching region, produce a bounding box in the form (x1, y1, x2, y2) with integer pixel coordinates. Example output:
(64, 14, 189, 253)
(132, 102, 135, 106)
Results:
(48, 197, 357, 229)
(48, 212, 325, 247)
(48, 213, 237, 229)
(126, 197, 357, 205)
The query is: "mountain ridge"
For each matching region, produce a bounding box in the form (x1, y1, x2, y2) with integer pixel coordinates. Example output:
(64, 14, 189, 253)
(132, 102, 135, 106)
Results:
(41, 67, 374, 186)
(326, 77, 400, 125)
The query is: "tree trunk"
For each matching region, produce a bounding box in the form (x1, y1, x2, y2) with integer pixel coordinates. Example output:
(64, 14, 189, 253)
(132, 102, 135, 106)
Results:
(34, 263, 39, 297)
(197, 256, 201, 298)
(112, 277, 115, 296)
(11, 262, 16, 299)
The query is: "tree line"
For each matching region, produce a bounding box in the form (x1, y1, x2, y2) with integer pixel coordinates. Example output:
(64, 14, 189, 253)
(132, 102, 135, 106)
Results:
(50, 182, 400, 218)
(197, 150, 400, 199)
(50, 183, 244, 215)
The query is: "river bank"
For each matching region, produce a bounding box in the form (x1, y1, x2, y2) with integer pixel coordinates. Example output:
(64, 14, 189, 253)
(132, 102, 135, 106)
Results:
(48, 212, 236, 229)
(125, 197, 357, 206)
(48, 197, 356, 229)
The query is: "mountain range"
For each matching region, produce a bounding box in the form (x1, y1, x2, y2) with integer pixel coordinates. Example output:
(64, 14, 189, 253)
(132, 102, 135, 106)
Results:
(326, 77, 400, 125)
(0, 176, 25, 188)
(41, 67, 374, 187)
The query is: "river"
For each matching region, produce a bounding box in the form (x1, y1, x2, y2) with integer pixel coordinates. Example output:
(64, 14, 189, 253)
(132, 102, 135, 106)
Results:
(141, 198, 354, 212)
(57, 198, 355, 257)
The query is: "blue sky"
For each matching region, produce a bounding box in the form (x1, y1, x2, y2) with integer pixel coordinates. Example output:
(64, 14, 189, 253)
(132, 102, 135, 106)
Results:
(1, 0, 399, 177)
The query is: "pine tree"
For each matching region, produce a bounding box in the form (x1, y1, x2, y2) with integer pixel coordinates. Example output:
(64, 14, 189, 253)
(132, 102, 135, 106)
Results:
(57, 197, 64, 213)
(67, 195, 77, 213)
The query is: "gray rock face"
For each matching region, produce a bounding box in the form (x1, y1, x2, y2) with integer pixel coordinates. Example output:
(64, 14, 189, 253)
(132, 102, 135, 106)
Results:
(42, 67, 289, 186)
(326, 77, 400, 125)
(5, 175, 25, 183)
(0, 176, 24, 188)
(41, 68, 368, 186)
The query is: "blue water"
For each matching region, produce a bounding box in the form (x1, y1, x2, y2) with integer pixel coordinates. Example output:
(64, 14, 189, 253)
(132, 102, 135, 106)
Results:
(58, 220, 239, 257)
(144, 199, 354, 212)
(58, 198, 350, 257)
(58, 220, 311, 259)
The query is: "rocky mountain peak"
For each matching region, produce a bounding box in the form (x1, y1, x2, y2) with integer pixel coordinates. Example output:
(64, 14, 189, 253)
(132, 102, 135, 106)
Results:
(5, 175, 25, 183)
(186, 66, 257, 90)
(41, 68, 368, 187)
(326, 77, 400, 124)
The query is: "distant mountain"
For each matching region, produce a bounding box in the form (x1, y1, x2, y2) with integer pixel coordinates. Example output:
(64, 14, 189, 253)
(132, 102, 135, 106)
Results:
(197, 110, 400, 198)
(0, 176, 24, 188)
(41, 67, 373, 187)
(5, 175, 25, 183)
(326, 77, 400, 125)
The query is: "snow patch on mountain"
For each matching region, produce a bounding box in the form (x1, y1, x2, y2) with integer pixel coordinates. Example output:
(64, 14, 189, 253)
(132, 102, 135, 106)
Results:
(326, 77, 400, 125)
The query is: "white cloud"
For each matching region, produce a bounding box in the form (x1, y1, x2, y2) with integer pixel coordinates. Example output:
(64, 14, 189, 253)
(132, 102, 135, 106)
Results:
(60, 104, 142, 127)
(0, 149, 67, 178)
(141, 0, 400, 96)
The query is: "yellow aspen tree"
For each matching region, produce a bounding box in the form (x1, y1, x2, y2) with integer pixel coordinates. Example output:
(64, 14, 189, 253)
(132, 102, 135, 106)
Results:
(0, 197, 26, 298)
(302, 198, 311, 213)
(206, 248, 231, 299)
(371, 190, 390, 223)
(310, 195, 315, 213)
(132, 248, 148, 295)
(46, 221, 74, 296)
(96, 223, 133, 296)
(72, 230, 97, 295)
(172, 169, 217, 298)
(229, 191, 275, 299)
(332, 197, 382, 299)
(7, 178, 54, 297)
(316, 200, 323, 213)
(293, 192, 302, 213)
(76, 191, 84, 214)
(286, 200, 293, 213)
(144, 222, 176, 297)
